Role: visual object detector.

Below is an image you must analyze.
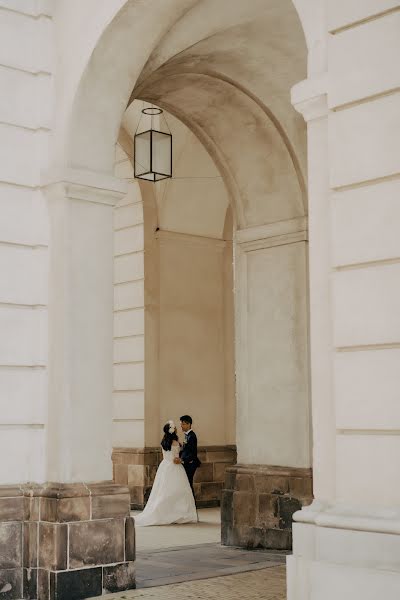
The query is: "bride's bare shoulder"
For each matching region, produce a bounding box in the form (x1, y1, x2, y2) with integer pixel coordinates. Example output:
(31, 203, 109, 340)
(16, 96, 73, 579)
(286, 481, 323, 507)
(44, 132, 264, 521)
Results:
(171, 440, 180, 446)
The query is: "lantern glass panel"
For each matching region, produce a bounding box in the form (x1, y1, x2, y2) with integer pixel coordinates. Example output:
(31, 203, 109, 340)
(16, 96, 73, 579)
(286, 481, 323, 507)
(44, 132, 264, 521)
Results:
(152, 130, 172, 178)
(134, 130, 151, 178)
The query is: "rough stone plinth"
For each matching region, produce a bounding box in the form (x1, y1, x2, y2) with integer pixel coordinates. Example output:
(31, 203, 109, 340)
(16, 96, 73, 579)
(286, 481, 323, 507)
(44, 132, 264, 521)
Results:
(0, 482, 135, 600)
(221, 464, 313, 550)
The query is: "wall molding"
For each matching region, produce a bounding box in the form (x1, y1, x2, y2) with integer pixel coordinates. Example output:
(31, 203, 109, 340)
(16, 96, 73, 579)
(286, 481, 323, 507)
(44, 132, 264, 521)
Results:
(156, 229, 227, 250)
(295, 499, 400, 535)
(240, 230, 307, 253)
(235, 217, 308, 252)
(291, 74, 328, 122)
(235, 217, 307, 247)
(42, 167, 128, 205)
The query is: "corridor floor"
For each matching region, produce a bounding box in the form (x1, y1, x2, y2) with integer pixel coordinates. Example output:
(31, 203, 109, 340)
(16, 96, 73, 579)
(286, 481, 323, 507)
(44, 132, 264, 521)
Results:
(98, 507, 288, 598)
(102, 566, 286, 599)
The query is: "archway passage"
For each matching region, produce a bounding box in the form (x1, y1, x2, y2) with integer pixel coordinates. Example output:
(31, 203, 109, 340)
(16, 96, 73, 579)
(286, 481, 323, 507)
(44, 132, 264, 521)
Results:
(42, 0, 312, 596)
(101, 0, 312, 551)
(112, 103, 236, 513)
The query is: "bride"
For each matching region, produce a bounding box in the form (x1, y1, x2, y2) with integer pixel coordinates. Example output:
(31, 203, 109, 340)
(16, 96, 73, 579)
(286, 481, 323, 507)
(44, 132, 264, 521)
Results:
(134, 420, 198, 526)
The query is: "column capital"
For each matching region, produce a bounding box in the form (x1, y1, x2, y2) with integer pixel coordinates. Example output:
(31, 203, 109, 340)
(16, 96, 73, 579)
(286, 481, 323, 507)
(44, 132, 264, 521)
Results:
(235, 217, 308, 251)
(41, 167, 128, 206)
(291, 74, 328, 122)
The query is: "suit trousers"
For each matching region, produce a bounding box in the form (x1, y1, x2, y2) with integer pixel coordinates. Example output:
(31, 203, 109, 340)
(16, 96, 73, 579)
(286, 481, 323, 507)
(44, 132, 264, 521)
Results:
(184, 462, 198, 498)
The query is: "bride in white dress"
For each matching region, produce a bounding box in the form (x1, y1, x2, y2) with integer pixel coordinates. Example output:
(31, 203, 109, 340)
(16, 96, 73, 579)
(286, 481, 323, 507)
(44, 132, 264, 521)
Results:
(134, 420, 198, 526)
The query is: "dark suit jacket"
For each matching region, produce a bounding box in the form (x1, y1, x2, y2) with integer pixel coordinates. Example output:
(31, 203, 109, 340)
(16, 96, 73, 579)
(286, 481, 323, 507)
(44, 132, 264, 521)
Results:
(180, 430, 201, 468)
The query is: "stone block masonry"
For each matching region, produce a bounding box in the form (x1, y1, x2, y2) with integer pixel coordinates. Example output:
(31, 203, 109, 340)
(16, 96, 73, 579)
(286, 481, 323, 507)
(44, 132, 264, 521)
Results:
(221, 465, 313, 550)
(0, 482, 135, 600)
(112, 446, 236, 509)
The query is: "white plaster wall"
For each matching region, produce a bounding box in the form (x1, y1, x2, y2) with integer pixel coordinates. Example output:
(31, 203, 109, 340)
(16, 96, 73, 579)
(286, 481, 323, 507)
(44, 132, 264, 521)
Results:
(0, 1, 51, 484)
(289, 3, 400, 598)
(113, 150, 145, 448)
(45, 184, 121, 483)
(328, 5, 400, 512)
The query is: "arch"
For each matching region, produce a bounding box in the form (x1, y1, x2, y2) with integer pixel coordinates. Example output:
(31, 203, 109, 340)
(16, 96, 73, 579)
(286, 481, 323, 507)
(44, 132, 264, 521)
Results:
(53, 0, 315, 556)
(62, 0, 313, 229)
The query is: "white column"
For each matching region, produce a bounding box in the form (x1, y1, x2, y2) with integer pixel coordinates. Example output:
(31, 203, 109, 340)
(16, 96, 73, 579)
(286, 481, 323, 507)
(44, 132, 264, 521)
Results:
(235, 218, 311, 468)
(288, 4, 400, 598)
(291, 76, 335, 502)
(44, 169, 126, 483)
(0, 1, 52, 485)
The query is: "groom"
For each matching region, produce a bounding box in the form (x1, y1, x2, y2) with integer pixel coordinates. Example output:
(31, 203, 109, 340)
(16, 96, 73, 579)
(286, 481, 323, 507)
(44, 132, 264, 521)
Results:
(174, 414, 201, 496)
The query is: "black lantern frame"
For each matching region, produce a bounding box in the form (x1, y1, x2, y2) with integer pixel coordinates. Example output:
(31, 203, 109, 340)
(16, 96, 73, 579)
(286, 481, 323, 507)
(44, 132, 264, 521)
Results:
(134, 107, 172, 182)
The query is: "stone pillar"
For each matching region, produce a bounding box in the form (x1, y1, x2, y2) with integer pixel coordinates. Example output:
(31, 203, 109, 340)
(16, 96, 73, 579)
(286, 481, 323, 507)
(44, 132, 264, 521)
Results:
(0, 169, 138, 600)
(222, 465, 312, 549)
(44, 170, 127, 483)
(222, 219, 312, 549)
(0, 486, 26, 600)
(0, 483, 135, 600)
(288, 4, 400, 598)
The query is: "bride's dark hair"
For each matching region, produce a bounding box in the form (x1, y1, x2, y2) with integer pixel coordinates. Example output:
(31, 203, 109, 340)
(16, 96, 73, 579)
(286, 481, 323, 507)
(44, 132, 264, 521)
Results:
(161, 423, 179, 451)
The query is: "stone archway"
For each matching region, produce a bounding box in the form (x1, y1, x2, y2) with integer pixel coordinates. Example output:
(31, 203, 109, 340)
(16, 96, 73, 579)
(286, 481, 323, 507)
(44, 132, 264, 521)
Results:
(41, 0, 318, 595)
(112, 111, 237, 511)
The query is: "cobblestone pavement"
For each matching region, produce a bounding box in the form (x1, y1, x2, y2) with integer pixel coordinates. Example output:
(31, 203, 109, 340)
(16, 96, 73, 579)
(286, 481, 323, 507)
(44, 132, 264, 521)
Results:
(103, 565, 286, 599)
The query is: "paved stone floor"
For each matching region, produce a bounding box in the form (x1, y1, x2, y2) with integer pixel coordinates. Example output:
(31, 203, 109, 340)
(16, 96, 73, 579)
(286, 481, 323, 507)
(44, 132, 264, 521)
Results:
(136, 542, 287, 588)
(132, 507, 221, 551)
(92, 508, 287, 599)
(103, 566, 286, 599)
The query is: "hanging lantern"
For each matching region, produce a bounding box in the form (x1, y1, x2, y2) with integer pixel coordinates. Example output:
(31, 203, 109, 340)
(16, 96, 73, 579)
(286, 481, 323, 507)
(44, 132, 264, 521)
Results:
(134, 107, 172, 182)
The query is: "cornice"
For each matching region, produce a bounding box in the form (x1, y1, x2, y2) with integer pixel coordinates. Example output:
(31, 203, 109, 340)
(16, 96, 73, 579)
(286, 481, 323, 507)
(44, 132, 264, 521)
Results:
(291, 74, 328, 122)
(41, 167, 128, 206)
(156, 229, 227, 250)
(235, 217, 308, 251)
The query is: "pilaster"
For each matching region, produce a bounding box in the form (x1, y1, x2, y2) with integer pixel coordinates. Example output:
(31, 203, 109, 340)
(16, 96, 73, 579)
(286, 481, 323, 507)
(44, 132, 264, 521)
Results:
(42, 169, 127, 483)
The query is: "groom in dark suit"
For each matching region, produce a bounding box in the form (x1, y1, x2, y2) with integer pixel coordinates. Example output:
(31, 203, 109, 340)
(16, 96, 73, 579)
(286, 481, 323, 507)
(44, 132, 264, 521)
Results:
(175, 414, 201, 497)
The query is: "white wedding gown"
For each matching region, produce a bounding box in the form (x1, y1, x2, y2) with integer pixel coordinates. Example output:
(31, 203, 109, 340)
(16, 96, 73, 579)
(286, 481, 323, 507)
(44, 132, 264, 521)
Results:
(134, 443, 197, 526)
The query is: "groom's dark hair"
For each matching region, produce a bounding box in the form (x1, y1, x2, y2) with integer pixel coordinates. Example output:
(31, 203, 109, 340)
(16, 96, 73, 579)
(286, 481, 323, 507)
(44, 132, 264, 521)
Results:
(180, 415, 192, 425)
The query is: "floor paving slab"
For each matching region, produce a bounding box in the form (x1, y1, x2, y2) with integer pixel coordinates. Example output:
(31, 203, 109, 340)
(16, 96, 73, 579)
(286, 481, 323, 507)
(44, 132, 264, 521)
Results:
(105, 506, 288, 597)
(97, 565, 286, 599)
(132, 507, 221, 551)
(136, 542, 287, 588)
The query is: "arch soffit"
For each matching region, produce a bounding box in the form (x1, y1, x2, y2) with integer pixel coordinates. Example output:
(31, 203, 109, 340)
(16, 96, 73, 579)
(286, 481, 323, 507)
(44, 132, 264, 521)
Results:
(65, 0, 316, 228)
(132, 70, 307, 223)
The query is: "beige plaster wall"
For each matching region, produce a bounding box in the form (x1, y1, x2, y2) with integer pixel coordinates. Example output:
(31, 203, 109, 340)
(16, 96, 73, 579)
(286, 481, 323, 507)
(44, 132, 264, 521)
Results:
(235, 224, 311, 468)
(144, 230, 235, 447)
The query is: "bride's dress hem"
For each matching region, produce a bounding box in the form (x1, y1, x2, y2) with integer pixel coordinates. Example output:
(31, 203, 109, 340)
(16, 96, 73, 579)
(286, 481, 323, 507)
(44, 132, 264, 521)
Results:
(134, 444, 198, 527)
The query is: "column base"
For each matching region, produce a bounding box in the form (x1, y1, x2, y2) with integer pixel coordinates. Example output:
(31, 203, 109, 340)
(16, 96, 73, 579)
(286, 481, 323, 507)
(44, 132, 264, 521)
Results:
(288, 501, 400, 600)
(221, 464, 313, 549)
(0, 482, 135, 600)
(112, 445, 237, 509)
